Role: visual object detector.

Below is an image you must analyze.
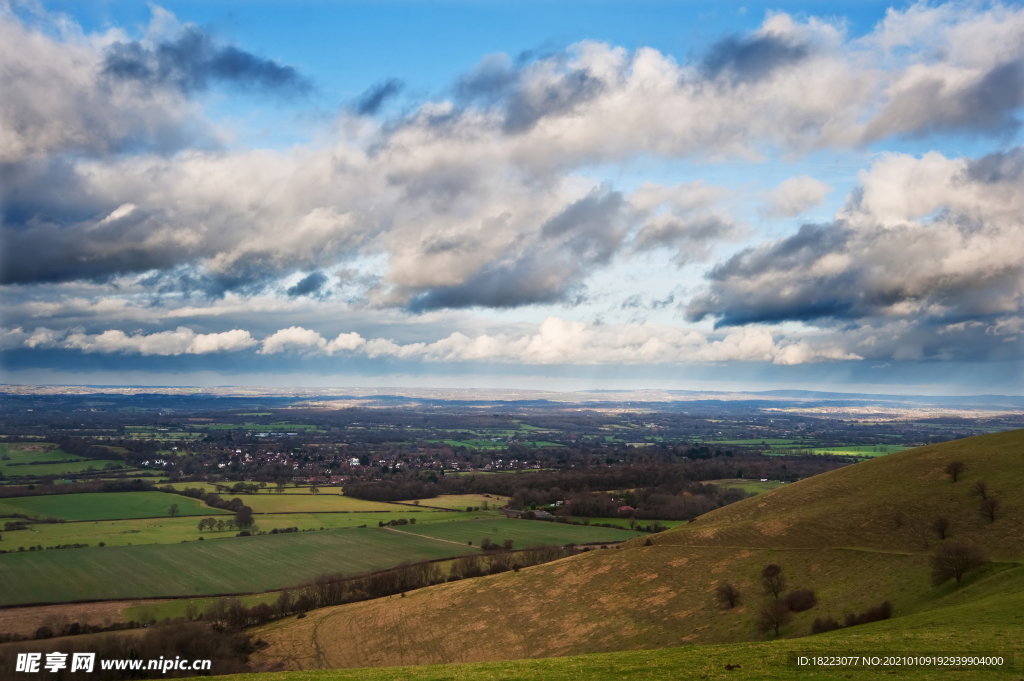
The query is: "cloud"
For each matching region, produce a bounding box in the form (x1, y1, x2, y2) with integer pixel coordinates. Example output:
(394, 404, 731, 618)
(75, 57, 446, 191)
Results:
(286, 272, 329, 298)
(0, 9, 203, 162)
(258, 327, 366, 355)
(57, 327, 255, 355)
(761, 175, 832, 219)
(688, 149, 1024, 330)
(701, 30, 811, 82)
(354, 79, 403, 115)
(103, 26, 311, 95)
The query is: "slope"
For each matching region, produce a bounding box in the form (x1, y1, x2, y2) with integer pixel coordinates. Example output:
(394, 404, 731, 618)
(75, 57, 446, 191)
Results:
(252, 430, 1024, 671)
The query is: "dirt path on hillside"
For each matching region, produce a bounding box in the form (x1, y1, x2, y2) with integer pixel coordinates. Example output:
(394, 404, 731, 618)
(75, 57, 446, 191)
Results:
(381, 526, 475, 549)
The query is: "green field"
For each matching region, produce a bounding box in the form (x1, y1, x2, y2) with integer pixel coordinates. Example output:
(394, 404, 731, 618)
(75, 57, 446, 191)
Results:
(242, 494, 405, 514)
(395, 494, 509, 510)
(0, 528, 476, 605)
(0, 442, 125, 477)
(705, 478, 786, 494)
(400, 517, 644, 547)
(122, 592, 281, 623)
(0, 492, 227, 521)
(0, 509, 470, 550)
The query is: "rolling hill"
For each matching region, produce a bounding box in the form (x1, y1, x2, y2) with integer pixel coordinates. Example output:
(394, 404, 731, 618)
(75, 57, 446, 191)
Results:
(249, 430, 1024, 674)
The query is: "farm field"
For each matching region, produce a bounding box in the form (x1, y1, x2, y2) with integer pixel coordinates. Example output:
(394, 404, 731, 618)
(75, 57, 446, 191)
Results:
(0, 527, 476, 605)
(241, 494, 405, 514)
(0, 510, 474, 550)
(0, 492, 228, 521)
(0, 442, 125, 477)
(399, 517, 644, 547)
(395, 494, 509, 510)
(704, 478, 786, 494)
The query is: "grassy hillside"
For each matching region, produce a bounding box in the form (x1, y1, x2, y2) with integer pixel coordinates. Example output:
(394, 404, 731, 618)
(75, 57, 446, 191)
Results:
(657, 429, 1024, 558)
(251, 430, 1024, 673)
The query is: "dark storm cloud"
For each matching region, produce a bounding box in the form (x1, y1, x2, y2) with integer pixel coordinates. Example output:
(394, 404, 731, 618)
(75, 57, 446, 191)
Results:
(964, 147, 1024, 183)
(103, 27, 312, 95)
(865, 59, 1024, 141)
(686, 223, 859, 326)
(701, 33, 811, 82)
(0, 217, 192, 285)
(452, 54, 604, 134)
(286, 271, 329, 297)
(407, 190, 627, 311)
(355, 79, 404, 115)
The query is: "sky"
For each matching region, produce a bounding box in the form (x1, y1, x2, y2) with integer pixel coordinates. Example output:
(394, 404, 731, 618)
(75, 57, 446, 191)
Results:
(1, 0, 1023, 394)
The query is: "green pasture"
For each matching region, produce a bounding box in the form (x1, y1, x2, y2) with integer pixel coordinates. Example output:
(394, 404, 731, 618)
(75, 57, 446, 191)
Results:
(396, 494, 509, 510)
(0, 527, 476, 605)
(0, 442, 124, 477)
(0, 510, 466, 549)
(243, 494, 402, 514)
(123, 592, 281, 623)
(0, 492, 226, 521)
(705, 478, 786, 494)
(400, 517, 645, 547)
(561, 516, 687, 530)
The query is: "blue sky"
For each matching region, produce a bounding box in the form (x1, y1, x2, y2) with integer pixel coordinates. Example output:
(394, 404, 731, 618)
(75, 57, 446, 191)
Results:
(1, 0, 1023, 394)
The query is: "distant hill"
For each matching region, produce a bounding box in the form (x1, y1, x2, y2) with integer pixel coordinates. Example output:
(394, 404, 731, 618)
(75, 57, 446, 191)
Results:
(252, 431, 1024, 673)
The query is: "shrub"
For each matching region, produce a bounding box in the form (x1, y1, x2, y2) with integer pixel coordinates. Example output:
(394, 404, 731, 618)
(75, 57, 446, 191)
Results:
(971, 480, 989, 500)
(932, 517, 950, 540)
(844, 600, 892, 627)
(811, 616, 840, 634)
(931, 542, 986, 586)
(762, 564, 786, 600)
(715, 583, 741, 609)
(979, 497, 1000, 523)
(785, 589, 817, 612)
(755, 601, 791, 637)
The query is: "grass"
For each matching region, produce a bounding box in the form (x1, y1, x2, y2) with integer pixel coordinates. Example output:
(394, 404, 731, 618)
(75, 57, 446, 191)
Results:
(122, 592, 281, 623)
(0, 527, 476, 605)
(0, 509, 472, 549)
(241, 495, 405, 514)
(705, 478, 786, 494)
(229, 582, 1024, 681)
(399, 517, 645, 547)
(665, 429, 1024, 559)
(0, 442, 124, 477)
(394, 494, 509, 510)
(0, 492, 228, 521)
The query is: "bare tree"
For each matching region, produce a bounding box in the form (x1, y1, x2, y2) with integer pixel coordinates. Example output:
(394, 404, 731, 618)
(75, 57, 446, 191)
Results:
(979, 497, 1000, 523)
(945, 461, 966, 483)
(762, 564, 786, 600)
(930, 542, 986, 586)
(971, 481, 989, 500)
(169, 503, 180, 518)
(715, 583, 742, 609)
(932, 517, 950, 540)
(755, 601, 792, 636)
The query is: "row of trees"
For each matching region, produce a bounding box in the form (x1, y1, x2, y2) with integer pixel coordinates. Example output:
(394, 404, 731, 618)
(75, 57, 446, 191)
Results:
(192, 547, 577, 629)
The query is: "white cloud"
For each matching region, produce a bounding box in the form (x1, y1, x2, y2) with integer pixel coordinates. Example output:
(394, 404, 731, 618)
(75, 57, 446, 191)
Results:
(58, 327, 255, 355)
(762, 175, 832, 218)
